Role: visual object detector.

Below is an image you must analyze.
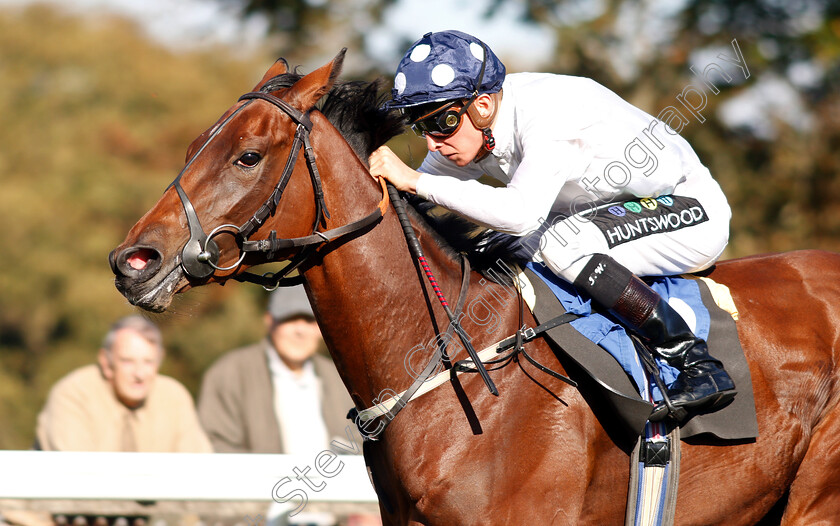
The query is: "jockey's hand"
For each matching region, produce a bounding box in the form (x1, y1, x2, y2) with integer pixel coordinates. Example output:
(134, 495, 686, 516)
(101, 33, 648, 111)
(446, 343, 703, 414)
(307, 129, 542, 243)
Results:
(369, 146, 420, 194)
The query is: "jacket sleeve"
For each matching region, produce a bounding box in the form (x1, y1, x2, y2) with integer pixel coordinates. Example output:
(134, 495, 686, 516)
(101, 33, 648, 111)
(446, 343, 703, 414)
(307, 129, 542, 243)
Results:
(166, 379, 213, 453)
(35, 378, 99, 451)
(197, 359, 251, 453)
(312, 354, 359, 455)
(416, 139, 587, 235)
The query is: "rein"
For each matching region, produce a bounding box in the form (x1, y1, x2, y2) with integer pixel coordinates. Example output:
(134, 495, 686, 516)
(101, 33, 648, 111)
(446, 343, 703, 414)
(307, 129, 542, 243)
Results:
(387, 183, 499, 397)
(351, 305, 581, 437)
(350, 188, 579, 439)
(169, 91, 389, 288)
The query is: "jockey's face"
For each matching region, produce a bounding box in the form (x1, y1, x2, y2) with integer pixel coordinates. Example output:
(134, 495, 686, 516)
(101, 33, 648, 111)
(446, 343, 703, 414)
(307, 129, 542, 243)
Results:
(423, 93, 495, 167)
(424, 118, 482, 166)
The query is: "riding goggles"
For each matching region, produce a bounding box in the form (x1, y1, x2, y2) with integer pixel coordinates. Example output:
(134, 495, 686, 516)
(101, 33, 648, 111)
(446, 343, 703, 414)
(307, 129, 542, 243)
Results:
(410, 99, 474, 138)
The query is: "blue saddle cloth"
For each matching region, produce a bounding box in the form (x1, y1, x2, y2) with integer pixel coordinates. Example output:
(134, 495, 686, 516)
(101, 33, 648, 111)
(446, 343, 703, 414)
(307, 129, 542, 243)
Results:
(526, 262, 712, 402)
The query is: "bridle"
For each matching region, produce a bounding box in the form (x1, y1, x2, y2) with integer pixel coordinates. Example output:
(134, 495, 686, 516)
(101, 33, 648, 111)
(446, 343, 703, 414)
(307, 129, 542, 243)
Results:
(167, 90, 389, 288)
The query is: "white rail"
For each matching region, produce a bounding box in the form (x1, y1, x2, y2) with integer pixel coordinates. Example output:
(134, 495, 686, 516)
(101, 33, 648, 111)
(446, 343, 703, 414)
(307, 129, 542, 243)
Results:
(0, 451, 378, 502)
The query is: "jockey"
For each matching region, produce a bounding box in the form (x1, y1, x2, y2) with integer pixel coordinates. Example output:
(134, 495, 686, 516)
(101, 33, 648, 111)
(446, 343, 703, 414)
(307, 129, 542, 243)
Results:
(369, 30, 736, 422)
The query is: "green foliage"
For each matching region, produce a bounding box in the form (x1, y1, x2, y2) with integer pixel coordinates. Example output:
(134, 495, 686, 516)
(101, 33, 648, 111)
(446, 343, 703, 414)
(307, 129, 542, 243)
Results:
(0, 5, 278, 449)
(498, 0, 840, 256)
(218, 0, 398, 76)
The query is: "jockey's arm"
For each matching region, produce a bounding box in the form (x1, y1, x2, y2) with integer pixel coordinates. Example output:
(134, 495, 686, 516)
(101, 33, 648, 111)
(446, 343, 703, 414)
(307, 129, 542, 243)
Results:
(413, 140, 583, 235)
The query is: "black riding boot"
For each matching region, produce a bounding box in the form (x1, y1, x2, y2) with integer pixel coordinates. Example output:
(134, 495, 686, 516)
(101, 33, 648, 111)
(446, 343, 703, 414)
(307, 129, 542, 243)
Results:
(573, 254, 736, 423)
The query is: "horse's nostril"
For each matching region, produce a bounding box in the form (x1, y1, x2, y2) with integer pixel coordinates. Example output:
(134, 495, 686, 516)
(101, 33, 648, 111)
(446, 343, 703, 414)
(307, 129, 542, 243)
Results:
(127, 248, 157, 271)
(113, 246, 163, 279)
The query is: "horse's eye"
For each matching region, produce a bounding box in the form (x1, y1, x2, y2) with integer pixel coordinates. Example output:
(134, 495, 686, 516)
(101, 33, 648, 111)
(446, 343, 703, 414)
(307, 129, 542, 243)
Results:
(237, 152, 261, 167)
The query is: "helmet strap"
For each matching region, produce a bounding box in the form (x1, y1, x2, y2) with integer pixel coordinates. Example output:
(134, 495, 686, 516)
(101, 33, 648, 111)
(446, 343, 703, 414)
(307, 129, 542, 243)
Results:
(468, 90, 501, 163)
(472, 128, 495, 163)
(482, 128, 496, 151)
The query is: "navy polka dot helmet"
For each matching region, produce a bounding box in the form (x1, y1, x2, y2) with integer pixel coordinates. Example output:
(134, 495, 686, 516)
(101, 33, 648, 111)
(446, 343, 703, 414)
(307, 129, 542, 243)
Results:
(386, 30, 506, 110)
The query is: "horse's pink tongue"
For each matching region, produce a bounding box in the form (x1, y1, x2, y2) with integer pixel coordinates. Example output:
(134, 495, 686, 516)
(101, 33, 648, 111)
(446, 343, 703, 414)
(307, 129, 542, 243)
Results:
(128, 255, 148, 271)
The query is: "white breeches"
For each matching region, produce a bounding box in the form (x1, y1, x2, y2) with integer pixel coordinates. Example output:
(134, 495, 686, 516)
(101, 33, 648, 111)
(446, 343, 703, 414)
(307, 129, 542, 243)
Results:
(532, 169, 731, 282)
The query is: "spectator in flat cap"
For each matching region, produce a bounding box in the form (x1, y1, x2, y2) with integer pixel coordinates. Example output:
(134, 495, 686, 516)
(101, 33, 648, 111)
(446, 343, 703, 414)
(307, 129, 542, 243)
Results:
(197, 285, 353, 456)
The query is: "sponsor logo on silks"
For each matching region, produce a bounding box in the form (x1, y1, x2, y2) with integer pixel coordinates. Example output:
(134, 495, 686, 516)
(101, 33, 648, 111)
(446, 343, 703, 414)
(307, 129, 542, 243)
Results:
(656, 196, 674, 206)
(585, 196, 710, 248)
(608, 205, 626, 217)
(640, 198, 658, 210)
(624, 201, 643, 213)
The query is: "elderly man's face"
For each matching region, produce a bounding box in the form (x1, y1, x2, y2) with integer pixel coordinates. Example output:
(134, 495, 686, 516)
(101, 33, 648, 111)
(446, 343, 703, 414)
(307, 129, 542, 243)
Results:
(267, 316, 322, 372)
(98, 328, 162, 409)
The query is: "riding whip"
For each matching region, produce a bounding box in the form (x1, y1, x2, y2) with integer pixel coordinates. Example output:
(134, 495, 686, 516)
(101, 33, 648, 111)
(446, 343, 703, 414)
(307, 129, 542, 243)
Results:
(386, 182, 499, 396)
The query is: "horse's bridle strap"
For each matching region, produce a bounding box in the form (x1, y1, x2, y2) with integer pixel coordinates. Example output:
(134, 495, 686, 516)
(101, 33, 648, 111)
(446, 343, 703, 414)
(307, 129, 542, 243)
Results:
(240, 177, 390, 254)
(238, 123, 307, 241)
(238, 92, 312, 130)
(352, 253, 473, 435)
(355, 311, 580, 424)
(169, 83, 393, 284)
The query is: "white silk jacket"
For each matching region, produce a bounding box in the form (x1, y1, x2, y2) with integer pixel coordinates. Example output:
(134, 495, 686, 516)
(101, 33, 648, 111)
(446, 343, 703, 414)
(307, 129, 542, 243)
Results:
(416, 73, 725, 237)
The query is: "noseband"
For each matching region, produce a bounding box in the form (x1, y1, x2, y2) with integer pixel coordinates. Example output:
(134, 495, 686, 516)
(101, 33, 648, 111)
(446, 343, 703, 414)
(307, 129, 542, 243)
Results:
(168, 90, 389, 288)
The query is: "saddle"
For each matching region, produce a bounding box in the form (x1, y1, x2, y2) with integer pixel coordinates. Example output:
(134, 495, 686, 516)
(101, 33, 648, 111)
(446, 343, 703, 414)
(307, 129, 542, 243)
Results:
(523, 262, 758, 440)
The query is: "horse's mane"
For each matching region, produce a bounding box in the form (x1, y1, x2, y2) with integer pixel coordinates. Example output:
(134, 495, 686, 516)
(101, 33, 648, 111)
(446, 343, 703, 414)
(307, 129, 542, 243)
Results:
(261, 70, 519, 283)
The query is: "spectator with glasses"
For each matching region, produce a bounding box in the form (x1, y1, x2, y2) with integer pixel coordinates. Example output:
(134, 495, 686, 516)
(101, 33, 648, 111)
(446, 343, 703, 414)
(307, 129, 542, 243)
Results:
(369, 30, 736, 422)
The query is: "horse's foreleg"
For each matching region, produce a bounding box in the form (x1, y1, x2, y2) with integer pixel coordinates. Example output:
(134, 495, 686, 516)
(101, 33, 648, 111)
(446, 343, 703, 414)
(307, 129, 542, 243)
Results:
(782, 402, 840, 524)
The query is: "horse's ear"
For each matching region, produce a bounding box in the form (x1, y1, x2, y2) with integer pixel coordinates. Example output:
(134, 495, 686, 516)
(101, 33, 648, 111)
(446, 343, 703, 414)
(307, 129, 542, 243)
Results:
(252, 58, 290, 91)
(283, 48, 346, 112)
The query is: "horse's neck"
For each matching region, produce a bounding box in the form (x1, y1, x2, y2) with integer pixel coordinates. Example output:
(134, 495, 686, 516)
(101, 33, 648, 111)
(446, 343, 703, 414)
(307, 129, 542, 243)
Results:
(301, 130, 467, 406)
(308, 212, 464, 405)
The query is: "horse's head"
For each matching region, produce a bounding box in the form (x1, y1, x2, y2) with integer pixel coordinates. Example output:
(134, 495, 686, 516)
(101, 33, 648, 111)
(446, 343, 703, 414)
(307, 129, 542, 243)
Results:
(110, 51, 352, 312)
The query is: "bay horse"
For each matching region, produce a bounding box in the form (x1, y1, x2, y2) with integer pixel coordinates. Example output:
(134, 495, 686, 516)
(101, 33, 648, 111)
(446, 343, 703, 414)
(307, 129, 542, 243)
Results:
(110, 51, 840, 524)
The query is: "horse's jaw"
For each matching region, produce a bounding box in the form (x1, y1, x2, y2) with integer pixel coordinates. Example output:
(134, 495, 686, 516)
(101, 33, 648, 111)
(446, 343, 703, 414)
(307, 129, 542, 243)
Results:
(114, 261, 188, 312)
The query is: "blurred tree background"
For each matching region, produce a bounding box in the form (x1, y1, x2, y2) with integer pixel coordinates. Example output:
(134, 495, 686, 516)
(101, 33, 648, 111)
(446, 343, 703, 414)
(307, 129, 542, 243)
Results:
(0, 0, 837, 448)
(0, 5, 273, 448)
